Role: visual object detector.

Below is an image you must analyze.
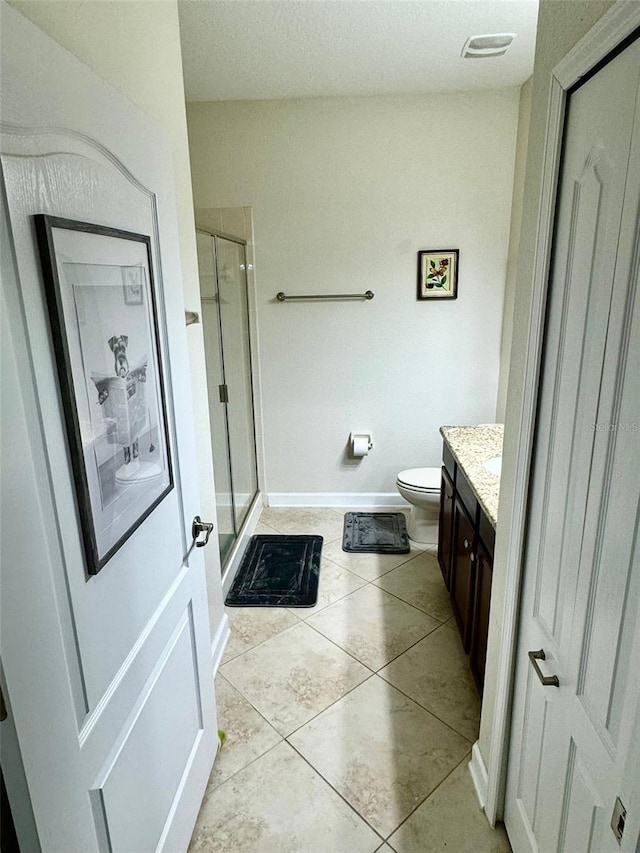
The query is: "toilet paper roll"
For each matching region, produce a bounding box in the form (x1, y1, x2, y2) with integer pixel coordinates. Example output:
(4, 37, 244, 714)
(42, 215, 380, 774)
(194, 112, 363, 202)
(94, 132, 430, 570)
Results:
(351, 435, 370, 457)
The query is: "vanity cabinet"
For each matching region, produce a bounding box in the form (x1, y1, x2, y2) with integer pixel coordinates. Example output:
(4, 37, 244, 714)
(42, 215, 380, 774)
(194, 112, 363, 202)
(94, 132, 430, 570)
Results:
(439, 444, 495, 694)
(437, 467, 454, 590)
(451, 496, 476, 652)
(470, 539, 493, 693)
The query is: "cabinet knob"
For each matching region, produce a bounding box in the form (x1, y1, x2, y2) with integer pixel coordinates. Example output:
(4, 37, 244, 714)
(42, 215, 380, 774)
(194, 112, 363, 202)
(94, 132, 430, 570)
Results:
(470, 553, 476, 562)
(464, 539, 470, 549)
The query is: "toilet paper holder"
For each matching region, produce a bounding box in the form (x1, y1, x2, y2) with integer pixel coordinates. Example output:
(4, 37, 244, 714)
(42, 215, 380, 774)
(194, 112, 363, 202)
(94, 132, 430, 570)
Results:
(349, 431, 373, 457)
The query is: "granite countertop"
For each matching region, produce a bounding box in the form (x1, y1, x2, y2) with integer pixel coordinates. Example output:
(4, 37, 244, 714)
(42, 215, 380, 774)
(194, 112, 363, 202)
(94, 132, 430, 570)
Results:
(440, 424, 504, 527)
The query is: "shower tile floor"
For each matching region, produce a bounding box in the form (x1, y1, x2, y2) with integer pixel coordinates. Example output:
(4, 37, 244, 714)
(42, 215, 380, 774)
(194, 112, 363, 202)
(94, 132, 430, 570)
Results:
(189, 507, 511, 852)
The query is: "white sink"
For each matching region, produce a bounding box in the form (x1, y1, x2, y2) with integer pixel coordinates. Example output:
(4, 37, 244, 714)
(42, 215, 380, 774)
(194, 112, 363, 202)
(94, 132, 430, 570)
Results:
(484, 456, 502, 477)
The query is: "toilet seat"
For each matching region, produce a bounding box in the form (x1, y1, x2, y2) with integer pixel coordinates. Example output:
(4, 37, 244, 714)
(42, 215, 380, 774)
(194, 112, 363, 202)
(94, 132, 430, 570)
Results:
(396, 467, 441, 492)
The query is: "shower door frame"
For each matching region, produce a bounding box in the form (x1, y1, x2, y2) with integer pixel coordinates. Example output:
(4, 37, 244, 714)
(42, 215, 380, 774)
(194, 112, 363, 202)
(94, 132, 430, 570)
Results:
(197, 225, 262, 576)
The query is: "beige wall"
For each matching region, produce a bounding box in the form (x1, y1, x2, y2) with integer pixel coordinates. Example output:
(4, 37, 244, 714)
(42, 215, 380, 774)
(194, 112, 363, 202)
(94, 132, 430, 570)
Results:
(495, 77, 533, 422)
(187, 92, 520, 500)
(8, 0, 225, 634)
(479, 0, 616, 771)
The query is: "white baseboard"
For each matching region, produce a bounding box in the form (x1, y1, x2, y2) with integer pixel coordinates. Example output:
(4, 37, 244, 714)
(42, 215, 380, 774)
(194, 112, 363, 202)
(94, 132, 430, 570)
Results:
(211, 612, 230, 675)
(469, 741, 489, 812)
(267, 492, 406, 508)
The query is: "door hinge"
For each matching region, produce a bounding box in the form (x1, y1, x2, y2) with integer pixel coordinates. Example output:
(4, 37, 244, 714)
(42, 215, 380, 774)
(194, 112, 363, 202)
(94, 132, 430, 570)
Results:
(219, 384, 229, 403)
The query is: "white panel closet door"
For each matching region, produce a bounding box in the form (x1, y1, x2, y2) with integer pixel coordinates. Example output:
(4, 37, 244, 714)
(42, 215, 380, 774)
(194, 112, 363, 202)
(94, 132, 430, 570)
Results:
(0, 4, 217, 851)
(504, 37, 640, 853)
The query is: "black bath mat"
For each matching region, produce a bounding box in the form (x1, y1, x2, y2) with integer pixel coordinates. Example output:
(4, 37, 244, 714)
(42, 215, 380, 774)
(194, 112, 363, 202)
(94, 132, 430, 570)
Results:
(343, 512, 410, 553)
(226, 535, 322, 607)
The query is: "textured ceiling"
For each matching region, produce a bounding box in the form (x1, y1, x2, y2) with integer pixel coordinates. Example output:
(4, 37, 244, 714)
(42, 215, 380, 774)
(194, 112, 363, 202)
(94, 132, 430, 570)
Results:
(178, 0, 538, 102)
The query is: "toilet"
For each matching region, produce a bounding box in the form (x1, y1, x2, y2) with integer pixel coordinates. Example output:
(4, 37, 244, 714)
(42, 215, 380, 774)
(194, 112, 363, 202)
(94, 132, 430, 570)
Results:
(396, 467, 441, 544)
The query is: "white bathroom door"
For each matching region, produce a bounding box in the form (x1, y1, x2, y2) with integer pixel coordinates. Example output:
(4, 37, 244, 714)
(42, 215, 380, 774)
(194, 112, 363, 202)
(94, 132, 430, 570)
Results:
(0, 5, 216, 851)
(504, 37, 640, 853)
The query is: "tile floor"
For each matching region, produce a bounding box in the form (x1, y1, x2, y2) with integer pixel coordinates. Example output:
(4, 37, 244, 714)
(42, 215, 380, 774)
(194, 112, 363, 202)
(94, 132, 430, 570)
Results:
(190, 508, 512, 852)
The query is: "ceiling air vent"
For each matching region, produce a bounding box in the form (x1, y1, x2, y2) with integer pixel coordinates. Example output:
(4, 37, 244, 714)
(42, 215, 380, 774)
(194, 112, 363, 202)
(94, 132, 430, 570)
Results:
(462, 34, 515, 59)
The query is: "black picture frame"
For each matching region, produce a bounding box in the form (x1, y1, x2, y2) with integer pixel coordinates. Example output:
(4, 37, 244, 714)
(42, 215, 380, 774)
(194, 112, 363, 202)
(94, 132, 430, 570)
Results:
(417, 249, 459, 300)
(34, 215, 174, 576)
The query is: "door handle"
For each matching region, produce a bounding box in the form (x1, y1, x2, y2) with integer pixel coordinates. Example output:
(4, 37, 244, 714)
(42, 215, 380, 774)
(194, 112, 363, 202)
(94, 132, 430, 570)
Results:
(192, 516, 214, 548)
(528, 649, 560, 687)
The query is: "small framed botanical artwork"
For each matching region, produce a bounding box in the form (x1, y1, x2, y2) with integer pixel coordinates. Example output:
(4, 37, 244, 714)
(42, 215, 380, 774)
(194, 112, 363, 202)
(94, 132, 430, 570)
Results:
(34, 215, 173, 575)
(417, 249, 459, 300)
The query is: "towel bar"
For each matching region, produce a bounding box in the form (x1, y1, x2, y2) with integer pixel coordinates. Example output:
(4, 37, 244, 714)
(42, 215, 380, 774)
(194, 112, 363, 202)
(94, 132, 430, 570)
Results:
(276, 290, 374, 302)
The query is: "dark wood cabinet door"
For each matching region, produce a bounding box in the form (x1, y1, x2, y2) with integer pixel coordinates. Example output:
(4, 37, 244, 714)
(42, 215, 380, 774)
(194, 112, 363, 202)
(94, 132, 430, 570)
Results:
(451, 496, 475, 652)
(437, 467, 455, 589)
(470, 540, 492, 694)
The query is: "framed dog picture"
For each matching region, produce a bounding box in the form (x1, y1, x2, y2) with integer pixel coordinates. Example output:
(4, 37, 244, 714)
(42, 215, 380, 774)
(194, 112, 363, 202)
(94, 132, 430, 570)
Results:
(417, 249, 459, 300)
(122, 265, 144, 305)
(34, 215, 173, 576)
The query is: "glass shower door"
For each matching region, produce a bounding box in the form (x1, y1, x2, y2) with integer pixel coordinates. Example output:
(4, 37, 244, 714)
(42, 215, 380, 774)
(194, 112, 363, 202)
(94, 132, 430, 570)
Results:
(215, 236, 258, 531)
(197, 231, 236, 564)
(196, 229, 259, 569)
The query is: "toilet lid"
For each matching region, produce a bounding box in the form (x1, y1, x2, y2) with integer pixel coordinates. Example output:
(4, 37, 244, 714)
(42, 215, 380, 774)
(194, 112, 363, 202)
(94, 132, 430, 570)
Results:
(397, 467, 441, 491)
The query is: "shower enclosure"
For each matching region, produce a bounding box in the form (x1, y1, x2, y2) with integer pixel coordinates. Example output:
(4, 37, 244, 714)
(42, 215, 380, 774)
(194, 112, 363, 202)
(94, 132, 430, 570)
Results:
(196, 229, 259, 567)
